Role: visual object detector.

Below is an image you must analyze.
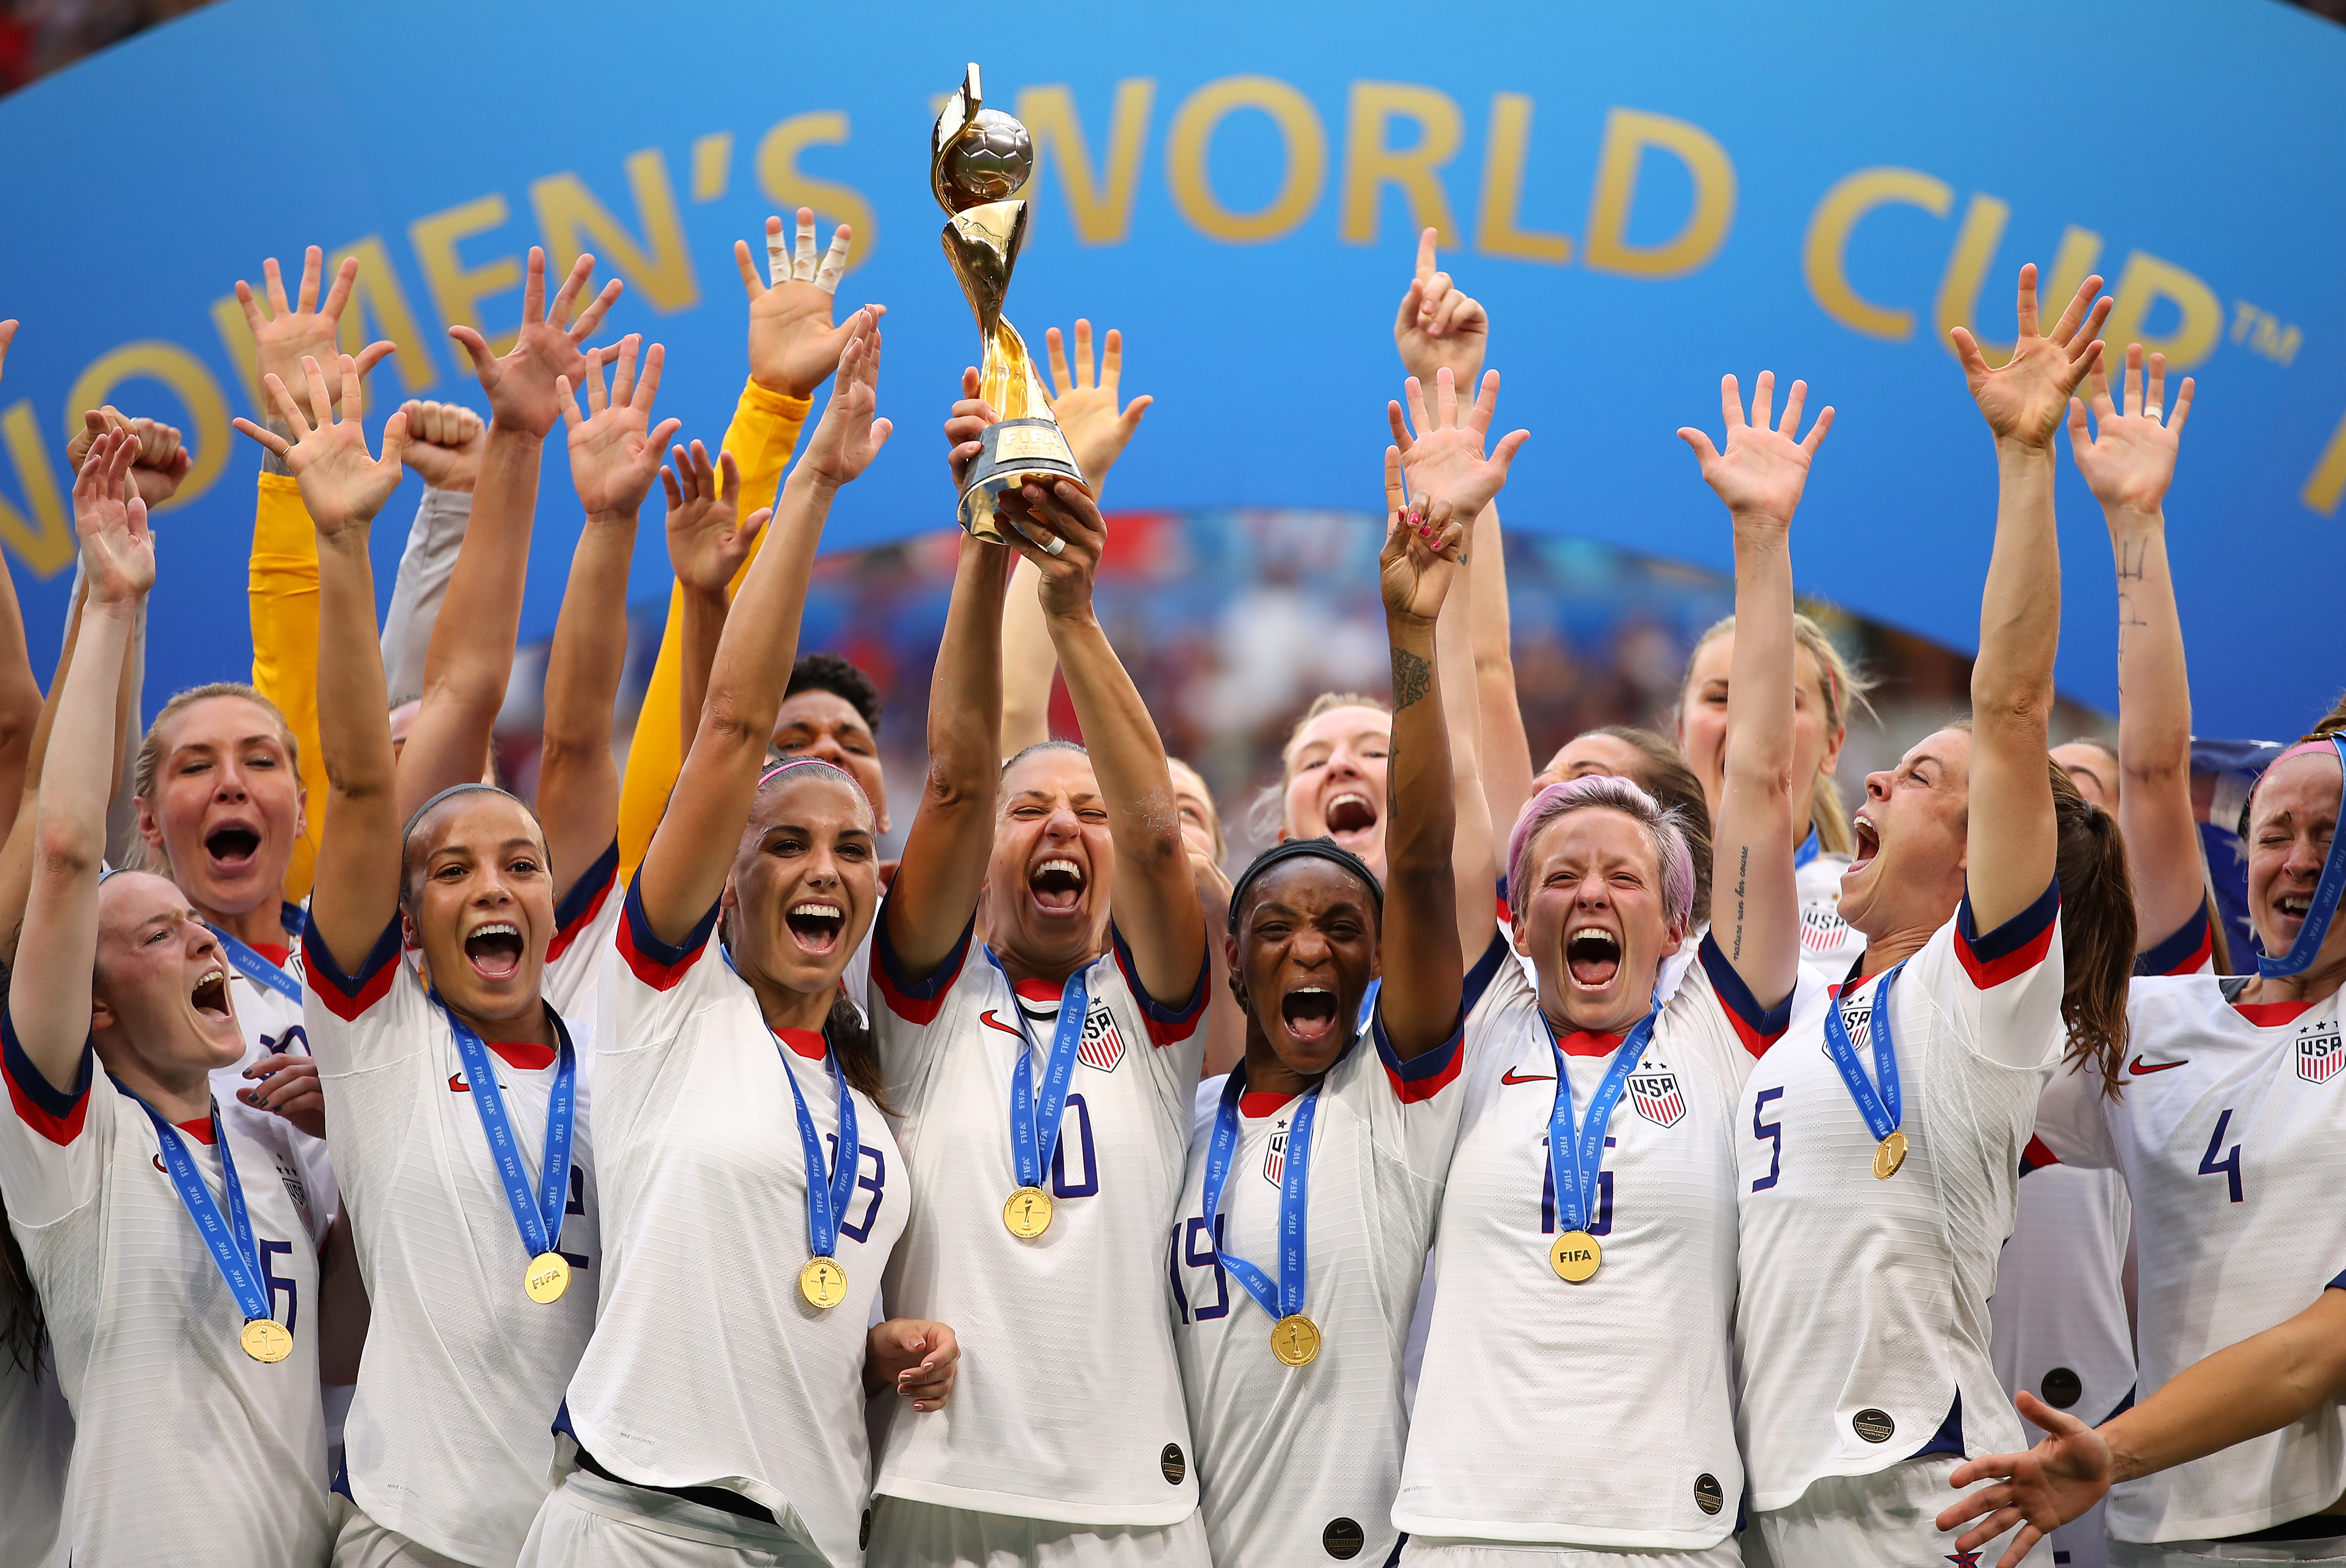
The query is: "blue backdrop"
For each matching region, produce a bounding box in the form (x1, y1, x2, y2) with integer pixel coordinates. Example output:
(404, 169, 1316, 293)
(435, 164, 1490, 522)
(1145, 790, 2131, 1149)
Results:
(0, 0, 2340, 736)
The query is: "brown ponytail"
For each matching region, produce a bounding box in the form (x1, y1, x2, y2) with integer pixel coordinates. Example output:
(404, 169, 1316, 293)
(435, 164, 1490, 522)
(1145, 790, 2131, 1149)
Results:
(2048, 762, 2136, 1099)
(821, 989, 895, 1118)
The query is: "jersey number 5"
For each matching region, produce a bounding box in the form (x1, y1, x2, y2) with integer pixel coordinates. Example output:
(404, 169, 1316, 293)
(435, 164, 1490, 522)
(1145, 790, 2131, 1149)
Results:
(2198, 1108, 2243, 1204)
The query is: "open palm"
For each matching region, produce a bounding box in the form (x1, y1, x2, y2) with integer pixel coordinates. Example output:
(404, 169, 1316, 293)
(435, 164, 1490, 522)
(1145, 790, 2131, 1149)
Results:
(1379, 450, 1466, 623)
(2069, 343, 2192, 515)
(72, 431, 156, 605)
(234, 355, 408, 539)
(236, 248, 396, 422)
(1677, 371, 1832, 528)
(450, 248, 623, 438)
(739, 210, 873, 398)
(663, 441, 758, 594)
(799, 314, 893, 488)
(1389, 367, 1528, 523)
(1955, 263, 2111, 449)
(1045, 320, 1151, 489)
(562, 337, 682, 520)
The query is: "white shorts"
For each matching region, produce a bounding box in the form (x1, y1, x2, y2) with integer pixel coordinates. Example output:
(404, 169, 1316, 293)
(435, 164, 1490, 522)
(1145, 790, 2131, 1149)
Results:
(515, 1471, 827, 1567)
(864, 1496, 1210, 1567)
(1755, 1457, 2051, 1568)
(1401, 1537, 1742, 1567)
(2109, 1536, 2346, 1565)
(331, 1498, 477, 1568)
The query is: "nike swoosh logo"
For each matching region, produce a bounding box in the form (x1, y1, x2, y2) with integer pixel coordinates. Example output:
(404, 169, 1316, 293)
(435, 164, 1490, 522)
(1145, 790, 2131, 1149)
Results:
(2128, 1056, 2188, 1075)
(1501, 1067, 1555, 1085)
(448, 1073, 472, 1093)
(979, 1010, 1025, 1039)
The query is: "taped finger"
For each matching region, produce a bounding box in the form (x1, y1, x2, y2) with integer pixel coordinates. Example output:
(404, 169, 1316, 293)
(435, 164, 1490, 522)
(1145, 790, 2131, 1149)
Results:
(765, 216, 788, 289)
(794, 209, 819, 282)
(815, 227, 851, 294)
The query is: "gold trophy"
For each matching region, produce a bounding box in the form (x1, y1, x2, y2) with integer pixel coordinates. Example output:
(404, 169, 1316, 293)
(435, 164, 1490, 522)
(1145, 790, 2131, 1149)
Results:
(933, 63, 1089, 543)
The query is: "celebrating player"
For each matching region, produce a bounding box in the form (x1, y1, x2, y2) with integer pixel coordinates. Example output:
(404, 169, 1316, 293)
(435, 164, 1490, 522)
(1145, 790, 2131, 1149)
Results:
(1732, 266, 2138, 1566)
(860, 399, 1211, 1564)
(2012, 349, 2346, 1564)
(531, 315, 959, 1566)
(0, 430, 339, 1565)
(1395, 368, 1816, 1564)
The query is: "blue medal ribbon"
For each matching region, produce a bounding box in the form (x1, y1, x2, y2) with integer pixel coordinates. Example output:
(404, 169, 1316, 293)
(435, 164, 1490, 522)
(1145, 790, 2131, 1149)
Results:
(986, 951, 1091, 1190)
(1793, 828, 1822, 871)
(209, 924, 302, 1006)
(435, 997, 576, 1263)
(1545, 1010, 1658, 1234)
(778, 1035, 858, 1263)
(2258, 735, 2346, 980)
(1822, 963, 1906, 1141)
(1200, 1068, 1318, 1327)
(135, 1096, 274, 1327)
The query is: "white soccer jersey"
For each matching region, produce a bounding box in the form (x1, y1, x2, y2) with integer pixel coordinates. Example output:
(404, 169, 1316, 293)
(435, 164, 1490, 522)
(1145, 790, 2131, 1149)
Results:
(210, 913, 339, 1242)
(1396, 934, 1794, 1550)
(0, 1020, 330, 1567)
(869, 915, 1210, 1526)
(303, 845, 618, 1568)
(1795, 842, 1866, 984)
(0, 1344, 69, 1568)
(2032, 967, 2346, 1542)
(1735, 882, 2066, 1514)
(1172, 939, 1509, 1568)
(561, 878, 907, 1565)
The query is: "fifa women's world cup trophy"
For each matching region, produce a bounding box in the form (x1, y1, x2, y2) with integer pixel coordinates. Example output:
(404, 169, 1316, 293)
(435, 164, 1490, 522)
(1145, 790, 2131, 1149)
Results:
(932, 62, 1090, 543)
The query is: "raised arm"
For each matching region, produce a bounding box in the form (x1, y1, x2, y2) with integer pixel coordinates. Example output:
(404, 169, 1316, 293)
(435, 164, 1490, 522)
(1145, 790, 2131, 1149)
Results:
(1376, 471, 1471, 1055)
(999, 480, 1201, 1003)
(637, 318, 889, 941)
(233, 357, 411, 973)
(885, 376, 1019, 976)
(2068, 343, 2203, 948)
(9, 435, 153, 1088)
(998, 321, 1152, 757)
(662, 442, 758, 759)
(1939, 1285, 2346, 1568)
(378, 400, 486, 706)
(401, 249, 621, 815)
(537, 338, 681, 900)
(1951, 265, 2110, 932)
(1676, 372, 1828, 1007)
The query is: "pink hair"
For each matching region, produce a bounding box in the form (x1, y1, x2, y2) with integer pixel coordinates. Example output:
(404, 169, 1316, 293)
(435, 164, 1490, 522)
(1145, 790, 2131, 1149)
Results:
(1506, 775, 1696, 930)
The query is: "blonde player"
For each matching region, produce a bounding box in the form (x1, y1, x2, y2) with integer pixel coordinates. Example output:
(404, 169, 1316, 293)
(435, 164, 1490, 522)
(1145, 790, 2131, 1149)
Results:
(1986, 344, 2216, 1568)
(1175, 442, 1514, 1564)
(238, 313, 629, 1566)
(1731, 266, 2139, 1566)
(1944, 1277, 2346, 1566)
(0, 431, 335, 1565)
(528, 316, 960, 1566)
(2007, 365, 2346, 1568)
(1397, 369, 1819, 1564)
(1676, 611, 1872, 979)
(861, 412, 1211, 1564)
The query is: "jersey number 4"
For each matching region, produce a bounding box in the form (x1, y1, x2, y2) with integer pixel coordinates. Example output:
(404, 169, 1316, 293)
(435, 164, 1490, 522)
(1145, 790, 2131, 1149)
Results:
(2198, 1108, 2243, 1204)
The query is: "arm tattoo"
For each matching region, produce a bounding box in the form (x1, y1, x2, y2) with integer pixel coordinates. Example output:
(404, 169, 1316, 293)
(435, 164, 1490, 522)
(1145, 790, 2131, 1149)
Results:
(1731, 844, 1748, 961)
(1390, 645, 1434, 711)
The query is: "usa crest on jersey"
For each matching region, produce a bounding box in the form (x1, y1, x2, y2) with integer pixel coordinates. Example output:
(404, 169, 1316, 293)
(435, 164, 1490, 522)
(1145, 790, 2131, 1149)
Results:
(1263, 1120, 1287, 1186)
(1799, 904, 1853, 954)
(1627, 1069, 1686, 1129)
(1078, 1000, 1126, 1073)
(2297, 1021, 2343, 1085)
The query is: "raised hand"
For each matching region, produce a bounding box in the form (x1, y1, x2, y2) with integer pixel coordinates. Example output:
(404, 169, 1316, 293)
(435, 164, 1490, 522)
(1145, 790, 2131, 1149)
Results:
(1394, 228, 1488, 391)
(235, 249, 396, 422)
(71, 430, 156, 606)
(1953, 263, 2112, 449)
(662, 440, 759, 594)
(2069, 343, 2193, 517)
(448, 248, 624, 438)
(1380, 448, 1467, 624)
(1043, 320, 1152, 490)
(396, 400, 488, 491)
(559, 335, 683, 521)
(1676, 371, 1834, 530)
(67, 407, 191, 508)
(233, 354, 410, 539)
(1935, 1393, 2112, 1568)
(796, 313, 893, 490)
(943, 366, 1002, 494)
(736, 209, 884, 399)
(1387, 366, 1529, 521)
(999, 478, 1107, 621)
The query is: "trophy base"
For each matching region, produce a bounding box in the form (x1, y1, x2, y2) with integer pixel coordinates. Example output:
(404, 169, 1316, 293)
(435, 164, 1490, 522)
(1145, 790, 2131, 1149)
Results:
(958, 417, 1090, 543)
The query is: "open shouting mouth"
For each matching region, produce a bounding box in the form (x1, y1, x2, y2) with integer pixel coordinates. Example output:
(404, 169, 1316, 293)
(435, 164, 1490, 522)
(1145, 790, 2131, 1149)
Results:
(785, 900, 846, 955)
(464, 921, 524, 983)
(1281, 984, 1341, 1046)
(1030, 857, 1086, 916)
(1566, 926, 1622, 989)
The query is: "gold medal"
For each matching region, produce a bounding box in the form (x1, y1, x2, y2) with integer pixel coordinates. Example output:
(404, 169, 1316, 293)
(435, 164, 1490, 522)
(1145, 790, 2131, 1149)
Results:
(1003, 1185, 1054, 1238)
(1873, 1129, 1908, 1180)
(240, 1318, 292, 1363)
(525, 1251, 572, 1304)
(800, 1256, 848, 1310)
(1270, 1314, 1321, 1367)
(1550, 1230, 1602, 1282)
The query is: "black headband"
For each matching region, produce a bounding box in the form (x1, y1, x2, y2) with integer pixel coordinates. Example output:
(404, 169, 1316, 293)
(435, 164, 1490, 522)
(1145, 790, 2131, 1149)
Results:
(1226, 837, 1384, 935)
